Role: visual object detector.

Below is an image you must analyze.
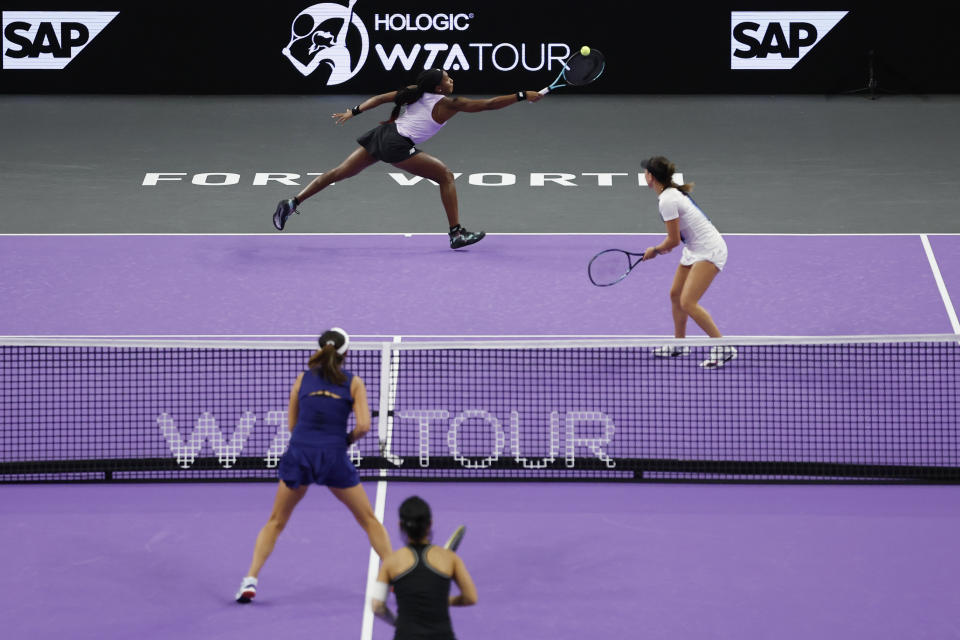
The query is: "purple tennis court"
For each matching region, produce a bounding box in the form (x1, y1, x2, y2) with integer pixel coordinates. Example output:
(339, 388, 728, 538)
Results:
(2, 228, 959, 639)
(1, 233, 958, 336)
(3, 481, 960, 640)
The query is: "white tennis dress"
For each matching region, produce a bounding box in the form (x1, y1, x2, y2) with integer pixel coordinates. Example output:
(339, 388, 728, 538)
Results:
(395, 93, 446, 144)
(657, 188, 728, 270)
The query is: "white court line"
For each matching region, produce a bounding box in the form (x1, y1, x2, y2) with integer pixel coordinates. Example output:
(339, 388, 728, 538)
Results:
(1, 232, 959, 237)
(360, 335, 401, 640)
(1, 333, 936, 341)
(0, 334, 401, 340)
(921, 235, 960, 334)
(359, 474, 388, 640)
(0, 333, 673, 340)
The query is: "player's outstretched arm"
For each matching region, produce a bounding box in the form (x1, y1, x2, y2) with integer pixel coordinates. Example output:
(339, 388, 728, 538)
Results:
(332, 91, 400, 124)
(443, 91, 542, 114)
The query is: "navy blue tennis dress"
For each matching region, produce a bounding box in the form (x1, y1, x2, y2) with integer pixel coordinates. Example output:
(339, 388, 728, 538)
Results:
(278, 368, 360, 489)
(391, 543, 455, 640)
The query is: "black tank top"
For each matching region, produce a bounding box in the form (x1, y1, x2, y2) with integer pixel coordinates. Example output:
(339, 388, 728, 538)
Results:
(392, 543, 454, 640)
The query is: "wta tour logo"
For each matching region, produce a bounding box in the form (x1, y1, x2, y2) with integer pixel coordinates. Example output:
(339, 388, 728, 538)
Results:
(158, 411, 292, 469)
(283, 0, 369, 85)
(157, 409, 617, 470)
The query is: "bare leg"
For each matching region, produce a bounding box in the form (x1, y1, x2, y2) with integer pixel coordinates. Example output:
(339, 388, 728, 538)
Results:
(678, 261, 723, 338)
(296, 147, 378, 203)
(329, 484, 393, 559)
(392, 152, 459, 227)
(669, 265, 691, 338)
(245, 481, 308, 578)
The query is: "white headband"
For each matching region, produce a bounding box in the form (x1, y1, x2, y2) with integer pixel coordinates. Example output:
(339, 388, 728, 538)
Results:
(325, 327, 350, 355)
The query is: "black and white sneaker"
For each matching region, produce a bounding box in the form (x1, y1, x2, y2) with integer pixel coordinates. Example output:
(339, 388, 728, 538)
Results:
(272, 198, 300, 231)
(449, 226, 485, 249)
(652, 345, 690, 358)
(700, 345, 738, 369)
(235, 576, 258, 603)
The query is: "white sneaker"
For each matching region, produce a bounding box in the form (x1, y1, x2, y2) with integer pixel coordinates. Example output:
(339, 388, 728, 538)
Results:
(652, 345, 690, 358)
(235, 576, 258, 603)
(700, 345, 738, 369)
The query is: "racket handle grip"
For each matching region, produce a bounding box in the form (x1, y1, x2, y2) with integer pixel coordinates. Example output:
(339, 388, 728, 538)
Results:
(538, 87, 550, 95)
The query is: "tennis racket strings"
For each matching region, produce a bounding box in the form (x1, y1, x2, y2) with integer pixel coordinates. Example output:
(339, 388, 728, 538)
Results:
(564, 50, 605, 86)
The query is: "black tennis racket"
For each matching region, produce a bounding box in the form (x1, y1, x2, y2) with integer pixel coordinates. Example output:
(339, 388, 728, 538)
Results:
(539, 48, 605, 95)
(588, 249, 645, 286)
(444, 525, 466, 551)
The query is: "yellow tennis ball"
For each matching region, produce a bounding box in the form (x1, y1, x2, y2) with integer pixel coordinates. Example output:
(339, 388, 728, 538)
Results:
(580, 45, 591, 56)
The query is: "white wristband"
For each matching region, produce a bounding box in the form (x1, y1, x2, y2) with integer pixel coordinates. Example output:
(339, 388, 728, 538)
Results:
(370, 581, 389, 603)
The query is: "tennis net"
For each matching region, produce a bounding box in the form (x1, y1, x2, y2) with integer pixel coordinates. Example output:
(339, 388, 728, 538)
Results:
(1, 335, 958, 483)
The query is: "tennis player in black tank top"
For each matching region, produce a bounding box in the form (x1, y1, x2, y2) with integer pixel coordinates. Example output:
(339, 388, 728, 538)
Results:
(371, 496, 477, 639)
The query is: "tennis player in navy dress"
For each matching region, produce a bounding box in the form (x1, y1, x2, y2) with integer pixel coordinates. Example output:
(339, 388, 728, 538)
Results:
(370, 496, 477, 639)
(235, 328, 392, 603)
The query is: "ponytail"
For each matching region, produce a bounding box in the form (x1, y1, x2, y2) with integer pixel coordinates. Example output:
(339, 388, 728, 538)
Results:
(308, 343, 346, 385)
(387, 84, 422, 122)
(642, 155, 694, 194)
(385, 68, 444, 123)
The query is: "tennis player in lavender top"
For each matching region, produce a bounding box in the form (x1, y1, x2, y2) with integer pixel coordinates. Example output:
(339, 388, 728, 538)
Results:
(234, 327, 392, 603)
(640, 156, 737, 369)
(272, 68, 543, 249)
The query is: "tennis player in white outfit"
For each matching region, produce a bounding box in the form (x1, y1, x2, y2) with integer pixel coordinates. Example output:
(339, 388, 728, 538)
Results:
(640, 156, 737, 368)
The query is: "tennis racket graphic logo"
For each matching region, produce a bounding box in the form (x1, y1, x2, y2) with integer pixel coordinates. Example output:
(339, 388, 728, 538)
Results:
(283, 0, 370, 85)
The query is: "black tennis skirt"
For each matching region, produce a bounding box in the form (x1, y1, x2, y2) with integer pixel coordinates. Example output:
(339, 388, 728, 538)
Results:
(357, 122, 420, 163)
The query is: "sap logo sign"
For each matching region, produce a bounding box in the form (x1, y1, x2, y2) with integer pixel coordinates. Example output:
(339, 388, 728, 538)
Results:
(731, 11, 848, 70)
(2, 11, 118, 70)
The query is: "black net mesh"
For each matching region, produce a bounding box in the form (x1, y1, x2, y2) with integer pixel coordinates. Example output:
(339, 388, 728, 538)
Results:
(2, 337, 958, 483)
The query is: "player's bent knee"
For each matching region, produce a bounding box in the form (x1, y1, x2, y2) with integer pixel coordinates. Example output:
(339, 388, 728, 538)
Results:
(679, 298, 700, 314)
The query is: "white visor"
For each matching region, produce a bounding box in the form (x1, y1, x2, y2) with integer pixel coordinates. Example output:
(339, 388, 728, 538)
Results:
(326, 327, 350, 355)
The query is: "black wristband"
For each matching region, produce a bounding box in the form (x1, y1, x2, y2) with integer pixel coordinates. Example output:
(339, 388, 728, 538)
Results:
(351, 105, 362, 116)
(516, 91, 526, 101)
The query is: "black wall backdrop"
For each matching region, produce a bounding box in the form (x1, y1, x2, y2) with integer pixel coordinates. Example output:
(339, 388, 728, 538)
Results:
(1, 1, 958, 94)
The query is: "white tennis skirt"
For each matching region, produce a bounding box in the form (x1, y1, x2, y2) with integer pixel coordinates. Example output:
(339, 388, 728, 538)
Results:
(680, 239, 728, 271)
